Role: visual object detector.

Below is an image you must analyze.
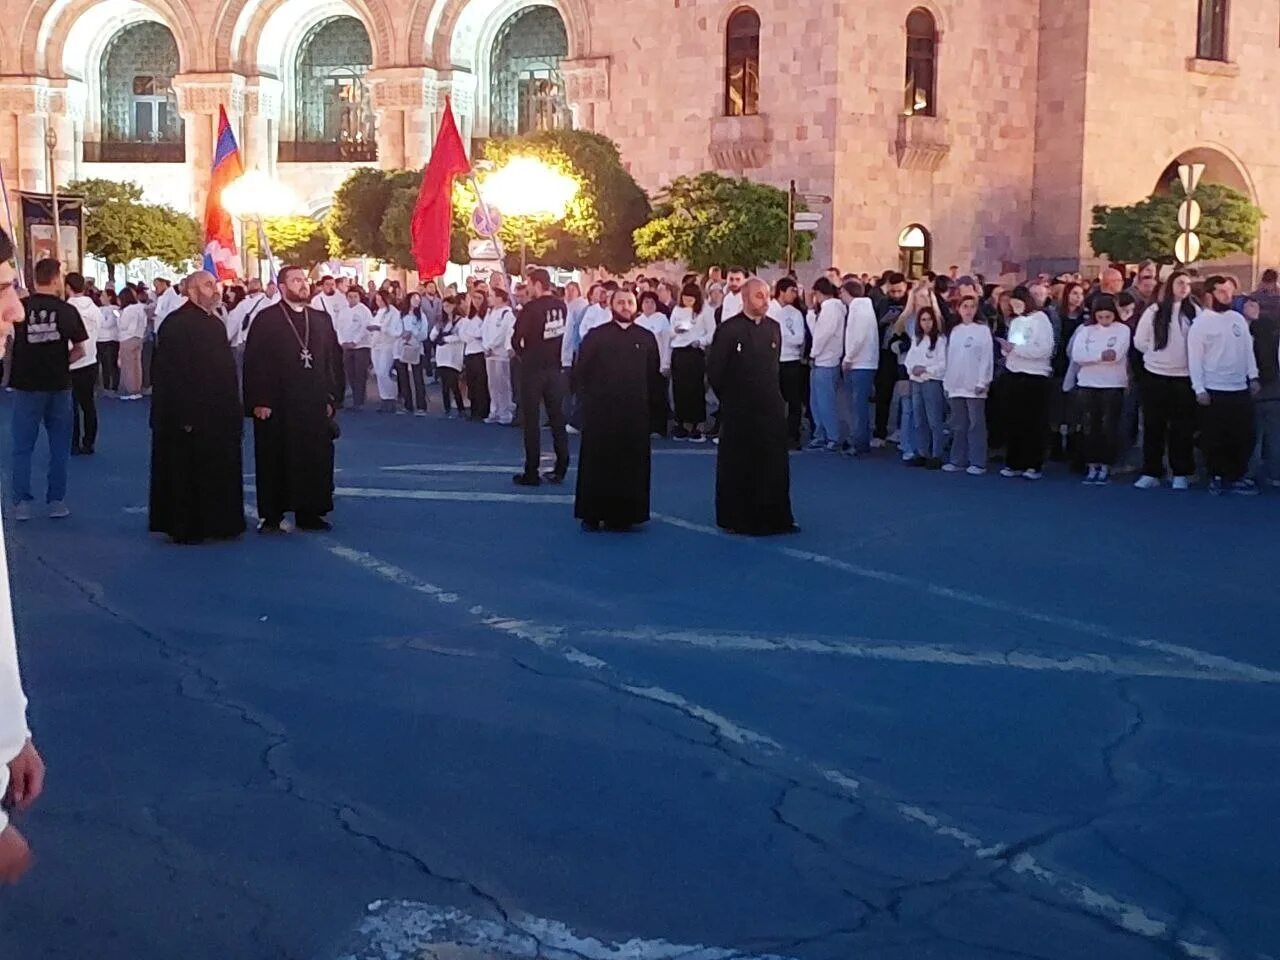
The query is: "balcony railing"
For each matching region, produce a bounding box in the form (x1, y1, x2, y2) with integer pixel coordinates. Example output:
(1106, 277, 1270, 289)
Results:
(278, 140, 378, 163)
(83, 141, 185, 163)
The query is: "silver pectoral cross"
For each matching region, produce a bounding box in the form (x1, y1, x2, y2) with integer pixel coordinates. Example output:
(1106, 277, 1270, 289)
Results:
(300, 348, 314, 369)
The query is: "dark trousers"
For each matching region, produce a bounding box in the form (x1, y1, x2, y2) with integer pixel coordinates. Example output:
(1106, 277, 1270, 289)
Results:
(1003, 372, 1050, 471)
(439, 367, 463, 413)
(779, 360, 805, 443)
(343, 347, 371, 408)
(1077, 387, 1125, 466)
(1201, 389, 1254, 482)
(1141, 371, 1197, 478)
(464, 353, 490, 421)
(70, 365, 98, 451)
(396, 360, 428, 411)
(142, 338, 154, 391)
(520, 365, 569, 478)
(874, 352, 898, 439)
(97, 342, 120, 391)
(671, 347, 707, 425)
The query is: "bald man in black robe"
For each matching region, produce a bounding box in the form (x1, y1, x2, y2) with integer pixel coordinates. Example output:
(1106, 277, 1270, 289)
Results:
(706, 277, 798, 535)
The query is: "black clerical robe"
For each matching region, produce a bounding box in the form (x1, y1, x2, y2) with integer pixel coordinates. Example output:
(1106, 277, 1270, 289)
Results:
(149, 302, 245, 543)
(706, 313, 796, 535)
(574, 321, 664, 527)
(243, 302, 343, 523)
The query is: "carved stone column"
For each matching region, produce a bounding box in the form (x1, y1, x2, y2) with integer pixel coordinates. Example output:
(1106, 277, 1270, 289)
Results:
(368, 67, 442, 171)
(173, 73, 246, 215)
(243, 77, 283, 176)
(560, 57, 610, 132)
(433, 71, 475, 152)
(0, 80, 55, 194)
(49, 79, 86, 185)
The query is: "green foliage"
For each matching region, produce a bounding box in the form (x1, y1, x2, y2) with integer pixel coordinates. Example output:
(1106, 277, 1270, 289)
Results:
(1089, 184, 1262, 265)
(632, 172, 811, 273)
(65, 178, 200, 279)
(246, 216, 332, 266)
(330, 130, 650, 273)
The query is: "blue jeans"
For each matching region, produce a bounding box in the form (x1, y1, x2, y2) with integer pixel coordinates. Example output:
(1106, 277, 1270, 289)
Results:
(948, 396, 988, 469)
(911, 380, 946, 459)
(1253, 399, 1280, 482)
(843, 368, 876, 453)
(809, 366, 842, 444)
(10, 389, 73, 504)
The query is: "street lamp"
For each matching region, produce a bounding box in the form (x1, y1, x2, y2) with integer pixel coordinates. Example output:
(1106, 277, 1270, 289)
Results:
(222, 170, 300, 281)
(478, 156, 578, 272)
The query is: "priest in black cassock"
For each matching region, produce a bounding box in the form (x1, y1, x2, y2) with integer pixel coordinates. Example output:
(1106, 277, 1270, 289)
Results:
(706, 277, 798, 535)
(149, 271, 245, 545)
(574, 289, 664, 532)
(243, 265, 344, 533)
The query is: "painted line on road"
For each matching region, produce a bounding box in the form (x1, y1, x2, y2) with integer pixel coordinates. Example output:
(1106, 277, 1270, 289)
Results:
(311, 536, 1221, 958)
(337, 900, 798, 960)
(335, 486, 574, 505)
(583, 627, 1259, 683)
(382, 464, 576, 474)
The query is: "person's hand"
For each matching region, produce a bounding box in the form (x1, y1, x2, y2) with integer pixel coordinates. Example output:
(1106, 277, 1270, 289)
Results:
(1000, 341, 1014, 356)
(6, 740, 44, 811)
(326, 404, 334, 418)
(911, 365, 926, 377)
(253, 407, 272, 420)
(1101, 349, 1117, 362)
(975, 385, 988, 397)
(0, 824, 31, 884)
(1250, 379, 1262, 397)
(842, 361, 853, 373)
(1196, 392, 1211, 407)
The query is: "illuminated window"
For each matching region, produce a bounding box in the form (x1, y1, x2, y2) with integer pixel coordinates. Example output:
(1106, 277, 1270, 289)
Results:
(725, 8, 760, 117)
(1196, 0, 1228, 60)
(898, 224, 931, 279)
(904, 8, 937, 117)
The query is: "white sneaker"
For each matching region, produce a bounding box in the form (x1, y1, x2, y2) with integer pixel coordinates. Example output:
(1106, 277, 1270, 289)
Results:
(870, 438, 886, 449)
(47, 501, 70, 519)
(941, 463, 960, 473)
(999, 467, 1019, 478)
(12, 501, 33, 521)
(1022, 469, 1043, 480)
(901, 452, 915, 462)
(1171, 476, 1191, 491)
(966, 466, 987, 476)
(1133, 475, 1162, 490)
(566, 425, 580, 435)
(1084, 466, 1100, 485)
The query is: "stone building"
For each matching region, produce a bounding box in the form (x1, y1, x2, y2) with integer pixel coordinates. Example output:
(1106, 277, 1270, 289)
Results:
(0, 0, 1272, 278)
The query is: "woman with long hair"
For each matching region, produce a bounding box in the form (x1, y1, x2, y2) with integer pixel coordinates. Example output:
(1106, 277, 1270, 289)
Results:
(997, 286, 1055, 479)
(430, 295, 466, 417)
(458, 286, 490, 421)
(1071, 295, 1130, 485)
(669, 282, 713, 440)
(904, 306, 947, 468)
(943, 296, 994, 474)
(115, 287, 147, 400)
(97, 288, 121, 394)
(370, 289, 404, 414)
(1133, 270, 1200, 489)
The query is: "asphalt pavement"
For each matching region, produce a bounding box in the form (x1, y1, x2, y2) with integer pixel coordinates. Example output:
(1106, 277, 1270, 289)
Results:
(1, 393, 1278, 960)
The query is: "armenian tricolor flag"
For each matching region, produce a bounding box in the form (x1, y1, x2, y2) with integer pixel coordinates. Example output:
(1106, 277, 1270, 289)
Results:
(203, 105, 243, 280)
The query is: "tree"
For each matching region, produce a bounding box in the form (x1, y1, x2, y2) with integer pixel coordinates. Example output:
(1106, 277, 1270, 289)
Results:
(65, 178, 200, 280)
(633, 172, 810, 273)
(326, 167, 396, 260)
(245, 215, 332, 266)
(1089, 184, 1262, 265)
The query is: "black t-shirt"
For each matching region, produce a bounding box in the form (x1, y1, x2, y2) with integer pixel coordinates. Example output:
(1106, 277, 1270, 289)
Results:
(11, 294, 88, 392)
(513, 294, 568, 372)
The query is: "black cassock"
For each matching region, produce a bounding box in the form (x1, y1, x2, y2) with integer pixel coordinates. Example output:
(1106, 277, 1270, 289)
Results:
(243, 302, 343, 523)
(574, 321, 664, 527)
(706, 313, 796, 534)
(149, 303, 246, 542)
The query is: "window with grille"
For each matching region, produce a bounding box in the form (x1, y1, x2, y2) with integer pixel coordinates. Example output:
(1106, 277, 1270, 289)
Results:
(1197, 0, 1228, 60)
(904, 8, 938, 117)
(724, 8, 760, 117)
(99, 23, 183, 145)
(490, 6, 570, 136)
(288, 16, 377, 161)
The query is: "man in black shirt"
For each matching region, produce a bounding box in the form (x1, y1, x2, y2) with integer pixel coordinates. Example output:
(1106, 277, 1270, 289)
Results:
(512, 268, 569, 485)
(9, 258, 88, 520)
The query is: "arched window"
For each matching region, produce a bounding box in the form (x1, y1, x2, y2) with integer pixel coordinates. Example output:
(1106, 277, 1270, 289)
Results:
(724, 8, 760, 117)
(904, 8, 937, 117)
(490, 6, 570, 137)
(898, 224, 931, 279)
(286, 16, 375, 162)
(1196, 0, 1228, 60)
(93, 22, 184, 162)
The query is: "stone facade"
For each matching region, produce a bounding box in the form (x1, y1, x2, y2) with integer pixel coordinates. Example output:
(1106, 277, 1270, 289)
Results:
(0, 0, 1273, 278)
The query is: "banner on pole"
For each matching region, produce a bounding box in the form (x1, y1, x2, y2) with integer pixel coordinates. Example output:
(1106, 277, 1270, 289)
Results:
(18, 191, 84, 285)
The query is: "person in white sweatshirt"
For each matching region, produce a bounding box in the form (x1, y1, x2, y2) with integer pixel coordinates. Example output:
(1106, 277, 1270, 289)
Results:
(1190, 275, 1261, 494)
(458, 290, 490, 421)
(997, 285, 1056, 479)
(482, 288, 517, 425)
(97, 289, 121, 394)
(839, 279, 879, 455)
(904, 307, 947, 467)
(1070, 295, 1131, 485)
(398, 304, 430, 416)
(806, 277, 847, 452)
(671, 282, 715, 441)
(340, 288, 375, 410)
(768, 278, 807, 448)
(429, 298, 466, 417)
(65, 272, 101, 455)
(369, 289, 403, 413)
(943, 295, 994, 474)
(1133, 271, 1200, 489)
(636, 291, 674, 437)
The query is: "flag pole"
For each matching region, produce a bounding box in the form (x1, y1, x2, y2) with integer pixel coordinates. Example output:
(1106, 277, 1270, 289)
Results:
(468, 171, 510, 286)
(0, 160, 24, 289)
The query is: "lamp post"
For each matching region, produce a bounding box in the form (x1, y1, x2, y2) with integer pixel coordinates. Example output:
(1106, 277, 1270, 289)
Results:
(44, 124, 60, 266)
(221, 170, 300, 282)
(477, 156, 578, 274)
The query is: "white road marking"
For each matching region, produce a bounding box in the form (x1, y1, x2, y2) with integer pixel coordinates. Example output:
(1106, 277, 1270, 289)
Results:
(382, 464, 575, 474)
(584, 627, 1259, 683)
(336, 487, 574, 505)
(339, 900, 797, 960)
(310, 537, 1222, 958)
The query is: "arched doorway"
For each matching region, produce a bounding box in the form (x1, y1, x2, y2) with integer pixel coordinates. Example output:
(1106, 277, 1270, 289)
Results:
(898, 223, 931, 279)
(1154, 146, 1259, 282)
(93, 21, 184, 162)
(287, 15, 375, 161)
(489, 5, 569, 136)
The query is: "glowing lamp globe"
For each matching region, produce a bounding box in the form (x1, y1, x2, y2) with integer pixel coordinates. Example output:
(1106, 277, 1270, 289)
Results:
(222, 171, 300, 220)
(481, 156, 578, 220)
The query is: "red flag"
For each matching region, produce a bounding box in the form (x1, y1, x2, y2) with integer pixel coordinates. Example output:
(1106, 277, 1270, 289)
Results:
(411, 99, 470, 279)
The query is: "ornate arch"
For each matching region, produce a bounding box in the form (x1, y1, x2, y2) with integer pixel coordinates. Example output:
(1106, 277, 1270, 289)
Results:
(211, 0, 397, 72)
(1159, 142, 1259, 205)
(407, 0, 590, 68)
(23, 0, 202, 76)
